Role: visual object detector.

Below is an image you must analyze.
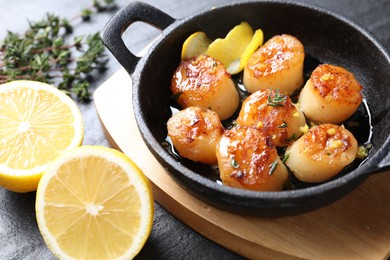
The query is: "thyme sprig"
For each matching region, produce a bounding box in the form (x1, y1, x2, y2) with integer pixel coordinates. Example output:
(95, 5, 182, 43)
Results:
(267, 89, 287, 107)
(81, 0, 116, 21)
(269, 160, 278, 175)
(282, 153, 290, 163)
(0, 0, 115, 101)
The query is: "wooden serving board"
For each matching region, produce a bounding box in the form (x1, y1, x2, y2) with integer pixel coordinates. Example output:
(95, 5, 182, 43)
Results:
(94, 68, 390, 259)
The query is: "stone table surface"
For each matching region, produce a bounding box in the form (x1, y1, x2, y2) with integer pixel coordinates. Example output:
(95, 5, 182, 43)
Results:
(0, 0, 389, 259)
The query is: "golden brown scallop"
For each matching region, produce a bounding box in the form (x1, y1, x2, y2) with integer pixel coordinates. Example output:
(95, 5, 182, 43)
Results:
(216, 126, 288, 191)
(171, 54, 239, 120)
(167, 106, 224, 164)
(243, 34, 305, 95)
(298, 64, 363, 124)
(285, 123, 358, 183)
(236, 89, 306, 147)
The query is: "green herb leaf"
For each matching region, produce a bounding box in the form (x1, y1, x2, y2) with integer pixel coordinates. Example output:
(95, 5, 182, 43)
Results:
(81, 8, 93, 21)
(282, 153, 290, 163)
(278, 120, 288, 128)
(0, 1, 115, 101)
(231, 158, 240, 169)
(230, 120, 238, 128)
(267, 89, 287, 107)
(269, 160, 278, 175)
(289, 133, 297, 142)
(171, 91, 183, 100)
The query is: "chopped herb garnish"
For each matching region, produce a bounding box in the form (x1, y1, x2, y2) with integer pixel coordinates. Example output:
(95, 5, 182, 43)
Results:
(356, 145, 369, 159)
(230, 120, 238, 128)
(289, 133, 297, 141)
(231, 158, 240, 169)
(171, 91, 183, 100)
(269, 160, 278, 175)
(282, 153, 290, 163)
(267, 89, 287, 107)
(327, 152, 332, 156)
(278, 120, 288, 128)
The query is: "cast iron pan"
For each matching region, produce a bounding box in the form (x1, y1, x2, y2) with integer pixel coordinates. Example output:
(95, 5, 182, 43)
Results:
(101, 1, 390, 216)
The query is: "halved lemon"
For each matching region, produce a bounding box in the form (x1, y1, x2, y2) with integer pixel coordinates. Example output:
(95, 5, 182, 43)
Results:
(0, 80, 83, 192)
(35, 146, 154, 260)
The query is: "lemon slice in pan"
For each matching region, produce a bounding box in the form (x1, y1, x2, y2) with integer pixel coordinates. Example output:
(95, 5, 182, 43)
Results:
(180, 22, 264, 74)
(205, 21, 263, 74)
(181, 31, 212, 60)
(226, 28, 264, 74)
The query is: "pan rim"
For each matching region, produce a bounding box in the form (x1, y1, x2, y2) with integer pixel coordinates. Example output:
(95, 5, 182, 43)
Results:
(131, 0, 390, 211)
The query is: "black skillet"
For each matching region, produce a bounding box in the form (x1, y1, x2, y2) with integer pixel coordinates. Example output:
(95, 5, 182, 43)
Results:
(101, 1, 390, 216)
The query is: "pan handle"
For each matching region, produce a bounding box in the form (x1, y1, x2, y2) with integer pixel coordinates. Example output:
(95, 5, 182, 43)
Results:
(101, 1, 175, 75)
(367, 144, 390, 175)
(377, 147, 390, 173)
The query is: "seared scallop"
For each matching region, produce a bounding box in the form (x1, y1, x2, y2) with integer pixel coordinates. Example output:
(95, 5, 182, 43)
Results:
(171, 54, 239, 120)
(284, 123, 358, 183)
(298, 64, 363, 124)
(167, 106, 224, 164)
(236, 89, 306, 147)
(216, 126, 288, 191)
(243, 34, 305, 95)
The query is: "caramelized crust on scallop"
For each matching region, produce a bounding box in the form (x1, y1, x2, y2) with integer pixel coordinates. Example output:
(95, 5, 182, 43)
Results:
(285, 123, 358, 183)
(248, 35, 301, 76)
(236, 89, 306, 146)
(171, 54, 239, 120)
(243, 34, 305, 95)
(216, 126, 288, 191)
(298, 64, 363, 124)
(167, 106, 224, 164)
(310, 64, 362, 104)
(302, 124, 356, 161)
(171, 54, 225, 96)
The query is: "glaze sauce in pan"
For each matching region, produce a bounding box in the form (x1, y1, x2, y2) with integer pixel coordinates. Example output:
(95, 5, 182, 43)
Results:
(163, 55, 373, 190)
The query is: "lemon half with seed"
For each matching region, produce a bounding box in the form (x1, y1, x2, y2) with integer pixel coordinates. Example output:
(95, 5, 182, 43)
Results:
(36, 146, 154, 260)
(0, 80, 83, 192)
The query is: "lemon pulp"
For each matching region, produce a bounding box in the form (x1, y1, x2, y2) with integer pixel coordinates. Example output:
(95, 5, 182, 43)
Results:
(36, 146, 154, 259)
(0, 80, 83, 192)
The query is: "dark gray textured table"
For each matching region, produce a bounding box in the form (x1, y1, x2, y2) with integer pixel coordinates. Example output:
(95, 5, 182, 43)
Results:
(0, 0, 389, 259)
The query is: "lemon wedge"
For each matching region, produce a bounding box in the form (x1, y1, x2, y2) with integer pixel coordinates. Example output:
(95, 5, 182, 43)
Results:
(204, 21, 263, 74)
(181, 31, 212, 60)
(36, 146, 154, 259)
(0, 80, 83, 192)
